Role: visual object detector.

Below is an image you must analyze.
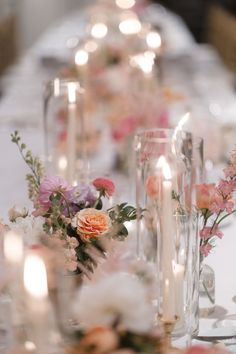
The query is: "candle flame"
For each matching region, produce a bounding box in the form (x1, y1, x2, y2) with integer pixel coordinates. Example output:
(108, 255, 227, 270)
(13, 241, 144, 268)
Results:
(146, 31, 162, 49)
(75, 49, 89, 66)
(119, 17, 141, 35)
(4, 231, 23, 264)
(130, 51, 155, 74)
(156, 156, 172, 180)
(116, 0, 135, 9)
(24, 254, 48, 299)
(156, 155, 166, 168)
(91, 23, 108, 39)
(58, 155, 67, 171)
(163, 161, 172, 180)
(67, 82, 77, 104)
(53, 78, 60, 97)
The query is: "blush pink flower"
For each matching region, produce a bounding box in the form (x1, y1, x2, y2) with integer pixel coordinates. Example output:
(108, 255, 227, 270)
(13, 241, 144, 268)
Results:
(223, 164, 236, 178)
(93, 178, 115, 197)
(200, 226, 223, 240)
(209, 192, 234, 214)
(38, 175, 73, 210)
(195, 184, 215, 209)
(185, 345, 228, 354)
(145, 175, 161, 199)
(200, 244, 213, 257)
(64, 248, 78, 272)
(217, 179, 235, 197)
(72, 208, 111, 241)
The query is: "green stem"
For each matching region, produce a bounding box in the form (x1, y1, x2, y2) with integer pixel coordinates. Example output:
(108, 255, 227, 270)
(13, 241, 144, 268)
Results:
(217, 209, 236, 225)
(57, 191, 71, 218)
(202, 279, 215, 304)
(93, 191, 103, 209)
(16, 141, 41, 186)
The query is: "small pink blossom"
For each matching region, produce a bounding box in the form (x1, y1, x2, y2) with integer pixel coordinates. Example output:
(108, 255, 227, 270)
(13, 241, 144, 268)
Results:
(185, 345, 228, 354)
(64, 248, 78, 272)
(93, 178, 115, 197)
(209, 192, 234, 213)
(223, 164, 236, 178)
(217, 179, 235, 197)
(66, 236, 79, 248)
(200, 226, 223, 240)
(200, 243, 213, 257)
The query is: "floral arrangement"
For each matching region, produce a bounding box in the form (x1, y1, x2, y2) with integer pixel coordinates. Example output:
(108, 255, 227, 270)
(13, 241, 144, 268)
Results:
(10, 131, 137, 275)
(196, 147, 236, 260)
(67, 272, 162, 354)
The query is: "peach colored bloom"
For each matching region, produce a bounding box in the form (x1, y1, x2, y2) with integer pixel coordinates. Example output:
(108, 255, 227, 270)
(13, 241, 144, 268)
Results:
(80, 327, 118, 354)
(72, 208, 111, 241)
(145, 175, 161, 199)
(195, 183, 215, 209)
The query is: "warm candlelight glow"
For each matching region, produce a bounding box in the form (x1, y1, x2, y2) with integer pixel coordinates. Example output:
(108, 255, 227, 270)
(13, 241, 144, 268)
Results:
(146, 31, 162, 49)
(58, 155, 67, 171)
(67, 82, 77, 104)
(116, 0, 135, 9)
(119, 16, 141, 35)
(130, 51, 155, 74)
(53, 78, 60, 97)
(4, 231, 23, 264)
(84, 40, 98, 53)
(156, 155, 166, 168)
(24, 254, 48, 299)
(91, 23, 108, 39)
(75, 49, 89, 66)
(163, 161, 172, 180)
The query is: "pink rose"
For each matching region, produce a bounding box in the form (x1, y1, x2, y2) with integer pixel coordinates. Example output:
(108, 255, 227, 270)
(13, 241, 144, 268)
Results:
(224, 164, 236, 178)
(72, 208, 111, 241)
(195, 183, 215, 209)
(93, 178, 115, 197)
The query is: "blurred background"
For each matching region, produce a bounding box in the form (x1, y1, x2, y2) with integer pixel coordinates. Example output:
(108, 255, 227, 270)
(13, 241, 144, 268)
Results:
(1, 0, 236, 75)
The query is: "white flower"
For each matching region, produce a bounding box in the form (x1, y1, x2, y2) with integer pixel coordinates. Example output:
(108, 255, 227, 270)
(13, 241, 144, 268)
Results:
(10, 216, 44, 247)
(8, 205, 28, 222)
(73, 272, 153, 333)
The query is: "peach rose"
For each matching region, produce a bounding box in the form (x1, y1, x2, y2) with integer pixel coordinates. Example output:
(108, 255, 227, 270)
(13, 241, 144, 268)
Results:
(195, 183, 215, 209)
(72, 208, 111, 241)
(145, 175, 161, 199)
(80, 327, 118, 354)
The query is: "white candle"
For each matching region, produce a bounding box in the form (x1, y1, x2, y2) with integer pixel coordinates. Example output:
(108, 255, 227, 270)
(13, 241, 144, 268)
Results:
(67, 83, 77, 184)
(173, 262, 184, 321)
(4, 231, 23, 265)
(3, 231, 25, 325)
(160, 158, 176, 321)
(24, 254, 48, 303)
(24, 253, 49, 349)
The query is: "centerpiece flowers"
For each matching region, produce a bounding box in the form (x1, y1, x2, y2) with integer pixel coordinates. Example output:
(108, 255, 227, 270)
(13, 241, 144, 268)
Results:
(196, 147, 236, 261)
(10, 131, 137, 275)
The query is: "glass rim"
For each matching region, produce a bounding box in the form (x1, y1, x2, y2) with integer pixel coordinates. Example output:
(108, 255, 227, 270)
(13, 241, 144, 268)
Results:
(135, 128, 203, 145)
(44, 78, 85, 99)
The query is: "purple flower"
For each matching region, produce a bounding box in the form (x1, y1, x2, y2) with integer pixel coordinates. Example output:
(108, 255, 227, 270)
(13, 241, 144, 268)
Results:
(67, 184, 97, 208)
(38, 175, 73, 210)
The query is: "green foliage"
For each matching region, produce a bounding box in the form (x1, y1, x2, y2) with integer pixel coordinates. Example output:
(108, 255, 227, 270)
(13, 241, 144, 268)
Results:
(11, 131, 44, 202)
(108, 203, 137, 240)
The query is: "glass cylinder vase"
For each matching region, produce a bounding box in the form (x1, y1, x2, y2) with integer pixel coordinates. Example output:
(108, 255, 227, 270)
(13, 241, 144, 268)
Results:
(43, 78, 89, 184)
(135, 129, 196, 340)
